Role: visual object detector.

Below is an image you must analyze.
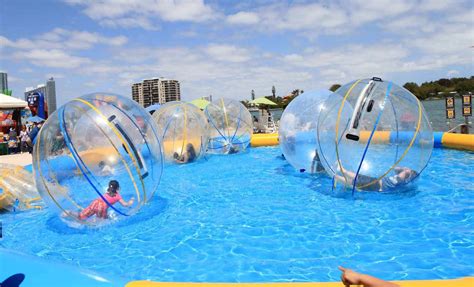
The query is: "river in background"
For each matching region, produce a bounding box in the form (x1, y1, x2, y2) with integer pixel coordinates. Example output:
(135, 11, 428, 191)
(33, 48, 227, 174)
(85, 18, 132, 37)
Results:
(268, 98, 471, 133)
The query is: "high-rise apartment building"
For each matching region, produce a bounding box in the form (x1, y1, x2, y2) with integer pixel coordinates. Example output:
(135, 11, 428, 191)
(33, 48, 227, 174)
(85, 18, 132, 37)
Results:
(0, 72, 8, 92)
(46, 77, 57, 113)
(131, 78, 180, 108)
(132, 83, 143, 105)
(24, 77, 57, 115)
(159, 80, 180, 103)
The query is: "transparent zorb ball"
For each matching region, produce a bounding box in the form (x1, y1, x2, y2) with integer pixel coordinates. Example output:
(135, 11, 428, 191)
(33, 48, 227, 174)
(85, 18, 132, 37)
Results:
(33, 93, 163, 227)
(204, 98, 253, 154)
(317, 78, 433, 192)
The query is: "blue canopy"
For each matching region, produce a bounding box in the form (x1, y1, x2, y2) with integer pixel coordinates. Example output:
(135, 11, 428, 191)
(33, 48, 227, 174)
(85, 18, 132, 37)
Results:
(27, 116, 45, 123)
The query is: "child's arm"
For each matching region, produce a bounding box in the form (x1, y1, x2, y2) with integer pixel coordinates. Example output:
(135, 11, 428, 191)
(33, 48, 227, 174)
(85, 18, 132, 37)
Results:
(119, 197, 134, 207)
(339, 266, 399, 287)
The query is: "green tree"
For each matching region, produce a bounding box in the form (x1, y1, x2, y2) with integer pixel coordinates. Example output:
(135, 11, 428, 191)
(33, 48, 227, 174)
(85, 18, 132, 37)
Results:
(437, 78, 453, 88)
(403, 82, 420, 97)
(456, 79, 474, 95)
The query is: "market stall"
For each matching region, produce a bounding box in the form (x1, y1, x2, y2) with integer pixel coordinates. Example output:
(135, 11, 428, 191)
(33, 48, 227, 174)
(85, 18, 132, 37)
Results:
(0, 93, 28, 155)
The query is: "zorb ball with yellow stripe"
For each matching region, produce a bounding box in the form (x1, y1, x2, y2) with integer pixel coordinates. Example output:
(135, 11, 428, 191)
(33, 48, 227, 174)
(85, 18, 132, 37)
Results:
(204, 98, 253, 154)
(152, 101, 209, 163)
(317, 78, 433, 192)
(33, 93, 163, 227)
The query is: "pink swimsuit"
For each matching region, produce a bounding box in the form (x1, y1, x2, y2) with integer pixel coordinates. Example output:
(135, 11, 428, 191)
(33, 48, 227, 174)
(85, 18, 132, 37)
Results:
(79, 192, 122, 220)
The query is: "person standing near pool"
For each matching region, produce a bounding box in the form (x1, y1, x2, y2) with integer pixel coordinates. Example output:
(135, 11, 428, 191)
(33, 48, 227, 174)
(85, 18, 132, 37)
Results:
(19, 125, 30, 153)
(77, 180, 134, 220)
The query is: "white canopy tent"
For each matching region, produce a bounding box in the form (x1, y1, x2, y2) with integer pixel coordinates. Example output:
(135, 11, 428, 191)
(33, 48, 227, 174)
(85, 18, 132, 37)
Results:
(0, 93, 28, 109)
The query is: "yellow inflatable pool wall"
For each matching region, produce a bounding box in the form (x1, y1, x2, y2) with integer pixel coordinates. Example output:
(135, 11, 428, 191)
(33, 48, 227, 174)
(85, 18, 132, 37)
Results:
(127, 276, 473, 287)
(250, 132, 474, 151)
(251, 133, 279, 147)
(441, 133, 474, 151)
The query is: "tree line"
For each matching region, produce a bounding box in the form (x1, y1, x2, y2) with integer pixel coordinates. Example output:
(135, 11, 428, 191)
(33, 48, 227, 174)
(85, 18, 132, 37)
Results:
(330, 76, 474, 100)
(245, 76, 473, 109)
(402, 76, 473, 100)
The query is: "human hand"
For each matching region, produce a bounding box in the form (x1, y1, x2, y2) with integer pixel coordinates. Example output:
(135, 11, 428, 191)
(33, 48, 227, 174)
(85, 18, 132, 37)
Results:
(128, 197, 135, 206)
(339, 266, 361, 286)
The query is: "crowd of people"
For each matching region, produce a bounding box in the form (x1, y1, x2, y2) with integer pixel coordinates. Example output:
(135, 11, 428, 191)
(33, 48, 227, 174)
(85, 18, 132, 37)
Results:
(0, 122, 42, 154)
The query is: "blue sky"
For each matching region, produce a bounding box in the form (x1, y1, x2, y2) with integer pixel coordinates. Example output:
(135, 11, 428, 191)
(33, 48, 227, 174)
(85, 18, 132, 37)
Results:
(0, 0, 472, 106)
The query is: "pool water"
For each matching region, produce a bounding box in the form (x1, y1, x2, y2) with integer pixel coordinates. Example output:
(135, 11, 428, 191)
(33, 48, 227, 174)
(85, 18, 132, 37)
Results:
(1, 147, 473, 282)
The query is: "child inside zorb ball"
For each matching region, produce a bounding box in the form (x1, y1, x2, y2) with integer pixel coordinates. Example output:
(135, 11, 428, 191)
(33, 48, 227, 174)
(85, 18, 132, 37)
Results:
(316, 78, 433, 192)
(33, 93, 163, 227)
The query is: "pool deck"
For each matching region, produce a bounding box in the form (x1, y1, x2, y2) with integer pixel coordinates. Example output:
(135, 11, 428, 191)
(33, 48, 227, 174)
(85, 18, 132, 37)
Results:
(0, 153, 32, 166)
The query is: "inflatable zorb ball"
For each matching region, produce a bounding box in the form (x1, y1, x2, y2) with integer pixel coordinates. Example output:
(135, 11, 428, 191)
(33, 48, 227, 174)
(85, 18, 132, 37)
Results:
(279, 90, 331, 173)
(0, 163, 44, 212)
(205, 98, 253, 154)
(152, 101, 209, 162)
(317, 78, 433, 192)
(33, 93, 163, 227)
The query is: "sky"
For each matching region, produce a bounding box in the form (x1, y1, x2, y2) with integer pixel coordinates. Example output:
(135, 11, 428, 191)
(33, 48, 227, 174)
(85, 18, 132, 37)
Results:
(0, 0, 472, 106)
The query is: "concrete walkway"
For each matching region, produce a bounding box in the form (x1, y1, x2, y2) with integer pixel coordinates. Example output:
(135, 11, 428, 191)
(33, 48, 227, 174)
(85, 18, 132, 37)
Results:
(0, 153, 33, 167)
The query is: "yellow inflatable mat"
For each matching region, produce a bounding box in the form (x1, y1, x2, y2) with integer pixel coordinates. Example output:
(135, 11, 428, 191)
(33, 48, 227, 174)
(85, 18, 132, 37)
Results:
(127, 276, 473, 287)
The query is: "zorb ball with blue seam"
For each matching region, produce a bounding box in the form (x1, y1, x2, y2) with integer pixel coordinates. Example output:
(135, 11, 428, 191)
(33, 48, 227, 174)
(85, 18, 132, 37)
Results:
(317, 78, 433, 192)
(33, 93, 163, 227)
(279, 89, 331, 173)
(204, 98, 253, 154)
(152, 101, 209, 162)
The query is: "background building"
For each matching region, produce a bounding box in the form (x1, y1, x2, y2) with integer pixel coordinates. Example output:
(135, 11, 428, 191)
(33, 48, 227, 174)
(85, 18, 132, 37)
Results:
(45, 77, 57, 114)
(159, 79, 180, 103)
(0, 72, 8, 93)
(132, 78, 180, 108)
(132, 83, 143, 106)
(24, 77, 57, 116)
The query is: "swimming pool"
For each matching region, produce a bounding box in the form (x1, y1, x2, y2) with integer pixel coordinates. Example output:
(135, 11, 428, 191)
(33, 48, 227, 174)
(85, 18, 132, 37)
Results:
(1, 147, 473, 282)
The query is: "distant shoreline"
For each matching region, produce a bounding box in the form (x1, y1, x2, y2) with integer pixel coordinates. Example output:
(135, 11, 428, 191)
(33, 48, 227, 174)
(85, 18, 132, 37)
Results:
(424, 95, 466, 101)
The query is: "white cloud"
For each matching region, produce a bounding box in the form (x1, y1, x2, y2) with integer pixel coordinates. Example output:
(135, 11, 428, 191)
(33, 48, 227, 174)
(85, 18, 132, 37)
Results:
(283, 43, 416, 83)
(2, 28, 128, 51)
(447, 70, 460, 77)
(1, 28, 128, 71)
(19, 68, 34, 73)
(222, 0, 470, 40)
(273, 3, 347, 30)
(403, 11, 473, 66)
(284, 54, 304, 62)
(64, 0, 217, 29)
(347, 0, 414, 26)
(205, 44, 252, 63)
(226, 12, 260, 25)
(13, 49, 90, 68)
(70, 31, 127, 47)
(0, 35, 13, 46)
(383, 15, 434, 34)
(418, 0, 459, 12)
(155, 0, 215, 22)
(99, 17, 158, 30)
(55, 44, 315, 102)
(7, 75, 22, 83)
